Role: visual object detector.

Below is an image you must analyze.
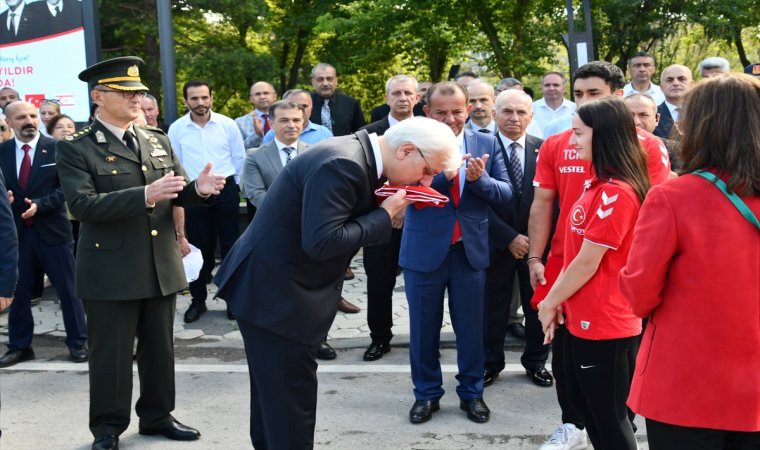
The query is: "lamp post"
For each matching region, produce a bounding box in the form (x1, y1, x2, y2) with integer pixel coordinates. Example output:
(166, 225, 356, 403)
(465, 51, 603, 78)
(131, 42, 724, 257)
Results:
(157, 0, 178, 124)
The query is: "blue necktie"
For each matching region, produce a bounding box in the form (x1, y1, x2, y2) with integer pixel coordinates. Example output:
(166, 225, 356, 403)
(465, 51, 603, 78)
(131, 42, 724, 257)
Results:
(282, 146, 294, 164)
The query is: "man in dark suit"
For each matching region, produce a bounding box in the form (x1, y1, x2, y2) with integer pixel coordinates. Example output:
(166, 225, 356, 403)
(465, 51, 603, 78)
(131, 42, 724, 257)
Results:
(483, 90, 551, 389)
(0, 169, 18, 320)
(45, 0, 83, 35)
(0, 101, 87, 367)
(56, 57, 226, 450)
(0, 0, 48, 45)
(309, 63, 366, 136)
(653, 64, 694, 139)
(214, 116, 461, 449)
(401, 82, 512, 424)
(358, 74, 419, 361)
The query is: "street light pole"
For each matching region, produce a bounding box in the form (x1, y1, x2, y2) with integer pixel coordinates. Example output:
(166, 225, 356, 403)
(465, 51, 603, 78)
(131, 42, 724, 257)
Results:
(563, 0, 595, 86)
(157, 0, 178, 124)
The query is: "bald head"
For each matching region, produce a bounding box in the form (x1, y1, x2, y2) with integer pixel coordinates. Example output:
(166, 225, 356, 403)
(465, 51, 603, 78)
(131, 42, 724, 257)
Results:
(249, 81, 277, 112)
(4, 101, 39, 142)
(494, 90, 533, 140)
(660, 65, 694, 105)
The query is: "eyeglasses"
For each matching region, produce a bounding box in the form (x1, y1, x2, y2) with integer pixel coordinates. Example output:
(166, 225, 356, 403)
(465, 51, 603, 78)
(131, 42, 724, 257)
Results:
(416, 148, 438, 179)
(94, 89, 148, 100)
(42, 99, 60, 103)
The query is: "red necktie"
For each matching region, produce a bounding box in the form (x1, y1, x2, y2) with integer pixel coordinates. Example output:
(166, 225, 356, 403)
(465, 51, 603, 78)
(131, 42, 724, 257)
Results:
(262, 113, 271, 134)
(449, 171, 462, 243)
(19, 144, 33, 226)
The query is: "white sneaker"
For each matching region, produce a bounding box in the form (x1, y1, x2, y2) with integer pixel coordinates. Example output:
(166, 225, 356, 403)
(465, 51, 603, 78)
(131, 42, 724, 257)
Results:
(538, 423, 588, 450)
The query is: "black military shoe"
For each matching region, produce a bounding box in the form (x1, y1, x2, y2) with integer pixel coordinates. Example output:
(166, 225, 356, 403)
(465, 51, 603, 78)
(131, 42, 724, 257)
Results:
(92, 435, 119, 450)
(139, 420, 200, 440)
(184, 301, 207, 323)
(409, 400, 439, 424)
(460, 398, 490, 423)
(69, 345, 89, 363)
(0, 348, 35, 368)
(483, 367, 500, 387)
(363, 342, 391, 361)
(316, 340, 336, 360)
(526, 367, 554, 387)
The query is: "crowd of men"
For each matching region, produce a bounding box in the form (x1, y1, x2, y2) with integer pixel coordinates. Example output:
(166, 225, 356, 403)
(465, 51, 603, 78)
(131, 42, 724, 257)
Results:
(0, 52, 757, 450)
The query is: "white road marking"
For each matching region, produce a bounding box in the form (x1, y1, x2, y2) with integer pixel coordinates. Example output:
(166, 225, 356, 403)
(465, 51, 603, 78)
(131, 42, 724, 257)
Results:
(1, 363, 539, 373)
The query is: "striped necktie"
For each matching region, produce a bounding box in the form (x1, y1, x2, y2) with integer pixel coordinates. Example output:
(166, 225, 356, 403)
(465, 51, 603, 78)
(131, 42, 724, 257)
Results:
(282, 146, 294, 164)
(508, 142, 523, 194)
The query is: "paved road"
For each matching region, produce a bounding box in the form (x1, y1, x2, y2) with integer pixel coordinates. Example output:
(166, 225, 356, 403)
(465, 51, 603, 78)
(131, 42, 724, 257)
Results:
(1, 336, 650, 450)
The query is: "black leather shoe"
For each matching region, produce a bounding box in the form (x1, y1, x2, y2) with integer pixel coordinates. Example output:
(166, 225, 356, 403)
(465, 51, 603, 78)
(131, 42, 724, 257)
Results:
(508, 323, 526, 339)
(92, 435, 119, 450)
(139, 420, 200, 441)
(460, 398, 490, 423)
(184, 302, 207, 323)
(0, 348, 35, 368)
(344, 267, 355, 280)
(316, 340, 336, 360)
(526, 367, 554, 387)
(226, 307, 235, 320)
(363, 342, 391, 361)
(483, 367, 500, 387)
(409, 400, 439, 424)
(69, 345, 89, 363)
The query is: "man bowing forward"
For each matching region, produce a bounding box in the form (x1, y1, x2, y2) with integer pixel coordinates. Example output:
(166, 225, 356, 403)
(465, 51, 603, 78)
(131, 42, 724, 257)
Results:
(214, 116, 462, 449)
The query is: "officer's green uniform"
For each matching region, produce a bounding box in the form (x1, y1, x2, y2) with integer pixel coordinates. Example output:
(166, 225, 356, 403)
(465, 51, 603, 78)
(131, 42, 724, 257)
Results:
(55, 57, 212, 438)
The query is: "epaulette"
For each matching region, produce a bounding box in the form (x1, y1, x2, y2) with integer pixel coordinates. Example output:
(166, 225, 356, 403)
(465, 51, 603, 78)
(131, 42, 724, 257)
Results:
(136, 124, 166, 135)
(64, 126, 94, 142)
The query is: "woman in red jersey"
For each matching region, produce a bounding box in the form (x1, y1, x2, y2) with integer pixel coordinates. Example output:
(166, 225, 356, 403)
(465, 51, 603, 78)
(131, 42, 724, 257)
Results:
(620, 73, 760, 449)
(538, 96, 650, 450)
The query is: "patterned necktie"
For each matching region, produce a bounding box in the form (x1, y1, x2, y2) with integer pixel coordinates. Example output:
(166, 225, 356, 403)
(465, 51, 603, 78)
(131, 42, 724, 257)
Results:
(509, 142, 523, 194)
(282, 146, 294, 164)
(9, 13, 16, 35)
(19, 144, 33, 225)
(478, 128, 490, 134)
(123, 131, 139, 158)
(321, 99, 332, 133)
(262, 113, 271, 134)
(449, 171, 462, 243)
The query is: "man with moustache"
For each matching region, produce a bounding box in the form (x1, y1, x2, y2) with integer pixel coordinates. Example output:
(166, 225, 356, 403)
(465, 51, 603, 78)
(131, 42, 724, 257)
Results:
(359, 74, 420, 361)
(235, 81, 278, 148)
(654, 65, 695, 139)
(56, 57, 226, 450)
(464, 79, 498, 134)
(258, 89, 333, 146)
(309, 63, 366, 136)
(625, 93, 681, 170)
(168, 80, 245, 323)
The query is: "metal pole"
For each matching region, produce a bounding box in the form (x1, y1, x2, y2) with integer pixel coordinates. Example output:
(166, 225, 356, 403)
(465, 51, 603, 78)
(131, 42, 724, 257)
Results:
(157, 0, 178, 124)
(81, 0, 101, 67)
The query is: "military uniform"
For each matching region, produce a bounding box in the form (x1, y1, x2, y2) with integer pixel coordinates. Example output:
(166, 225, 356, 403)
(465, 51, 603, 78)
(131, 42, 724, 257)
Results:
(55, 57, 210, 445)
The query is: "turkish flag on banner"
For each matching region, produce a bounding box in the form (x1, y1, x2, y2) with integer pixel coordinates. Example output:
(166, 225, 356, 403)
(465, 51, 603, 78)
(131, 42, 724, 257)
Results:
(25, 94, 45, 108)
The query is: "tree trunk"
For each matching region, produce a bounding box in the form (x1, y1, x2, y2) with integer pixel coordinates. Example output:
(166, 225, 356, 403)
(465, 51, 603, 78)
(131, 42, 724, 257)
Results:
(733, 26, 750, 68)
(287, 28, 310, 90)
(279, 42, 290, 95)
(476, 10, 510, 78)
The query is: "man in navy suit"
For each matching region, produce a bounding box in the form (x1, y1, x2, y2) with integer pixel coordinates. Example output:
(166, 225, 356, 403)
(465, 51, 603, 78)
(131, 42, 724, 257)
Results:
(483, 90, 551, 389)
(0, 169, 18, 313)
(653, 64, 694, 140)
(0, 101, 87, 367)
(214, 117, 461, 449)
(401, 82, 512, 424)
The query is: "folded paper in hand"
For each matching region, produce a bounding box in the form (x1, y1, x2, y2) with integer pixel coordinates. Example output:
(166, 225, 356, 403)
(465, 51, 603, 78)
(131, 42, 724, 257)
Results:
(375, 185, 450, 209)
(183, 244, 203, 283)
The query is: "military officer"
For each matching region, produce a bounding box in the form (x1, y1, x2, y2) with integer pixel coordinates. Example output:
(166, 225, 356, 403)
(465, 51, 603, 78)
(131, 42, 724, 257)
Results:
(55, 57, 227, 450)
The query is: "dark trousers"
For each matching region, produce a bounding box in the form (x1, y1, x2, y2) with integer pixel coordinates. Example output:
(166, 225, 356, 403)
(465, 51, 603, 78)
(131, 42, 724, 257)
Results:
(186, 178, 240, 303)
(237, 318, 319, 450)
(646, 419, 760, 450)
(31, 254, 44, 298)
(404, 247, 485, 401)
(364, 228, 402, 345)
(85, 295, 176, 437)
(245, 198, 257, 224)
(564, 330, 639, 450)
(552, 323, 584, 428)
(9, 226, 86, 351)
(484, 246, 549, 371)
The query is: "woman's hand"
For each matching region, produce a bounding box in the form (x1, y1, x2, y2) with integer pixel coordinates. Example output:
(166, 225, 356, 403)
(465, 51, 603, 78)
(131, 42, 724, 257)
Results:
(538, 301, 564, 344)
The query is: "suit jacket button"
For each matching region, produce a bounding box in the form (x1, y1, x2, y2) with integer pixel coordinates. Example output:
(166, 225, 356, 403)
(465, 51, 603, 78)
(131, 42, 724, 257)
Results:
(335, 284, 342, 290)
(142, 166, 147, 172)
(95, 243, 99, 248)
(112, 170, 117, 175)
(151, 230, 158, 236)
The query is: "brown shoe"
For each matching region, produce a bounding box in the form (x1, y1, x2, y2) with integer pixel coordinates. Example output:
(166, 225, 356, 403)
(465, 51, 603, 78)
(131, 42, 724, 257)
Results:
(344, 268, 355, 280)
(338, 298, 360, 314)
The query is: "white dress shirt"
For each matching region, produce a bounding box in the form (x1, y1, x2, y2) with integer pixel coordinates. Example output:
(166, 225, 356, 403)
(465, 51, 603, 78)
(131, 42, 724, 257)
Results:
(387, 114, 401, 128)
(274, 138, 299, 167)
(6, 1, 23, 34)
(623, 82, 666, 105)
(456, 131, 467, 197)
(498, 132, 526, 175)
(664, 101, 680, 122)
(168, 111, 246, 183)
(368, 133, 383, 180)
(532, 97, 577, 132)
(14, 132, 41, 176)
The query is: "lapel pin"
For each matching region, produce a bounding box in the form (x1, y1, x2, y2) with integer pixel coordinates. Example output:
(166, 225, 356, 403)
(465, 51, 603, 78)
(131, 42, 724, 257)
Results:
(106, 156, 116, 162)
(42, 150, 47, 153)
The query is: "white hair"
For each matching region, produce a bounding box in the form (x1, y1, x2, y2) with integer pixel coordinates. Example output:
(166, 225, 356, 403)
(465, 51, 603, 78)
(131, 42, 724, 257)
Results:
(385, 75, 418, 94)
(383, 116, 461, 172)
(700, 57, 731, 75)
(494, 89, 533, 111)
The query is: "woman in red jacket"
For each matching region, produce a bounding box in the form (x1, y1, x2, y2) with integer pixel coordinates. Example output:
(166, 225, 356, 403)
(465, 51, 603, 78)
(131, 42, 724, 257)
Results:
(620, 73, 760, 449)
(538, 96, 650, 450)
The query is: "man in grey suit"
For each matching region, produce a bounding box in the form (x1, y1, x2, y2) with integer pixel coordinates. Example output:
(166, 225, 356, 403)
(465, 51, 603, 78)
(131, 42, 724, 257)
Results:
(241, 100, 310, 208)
